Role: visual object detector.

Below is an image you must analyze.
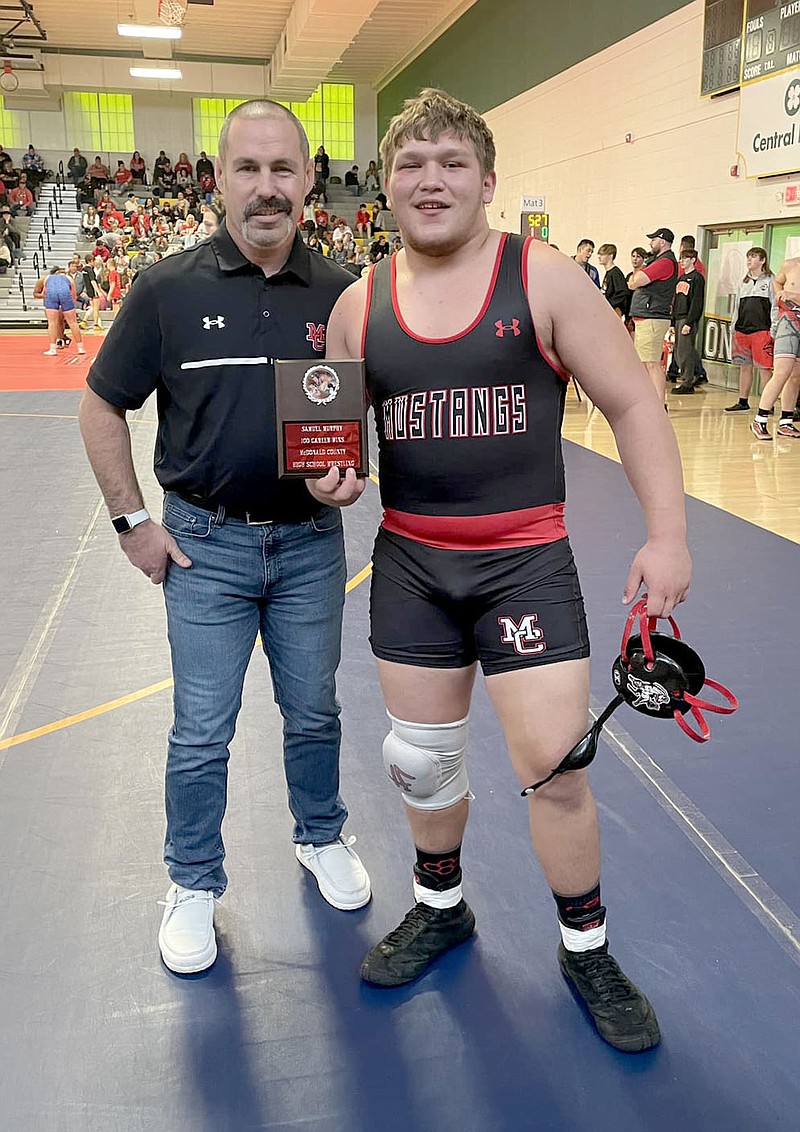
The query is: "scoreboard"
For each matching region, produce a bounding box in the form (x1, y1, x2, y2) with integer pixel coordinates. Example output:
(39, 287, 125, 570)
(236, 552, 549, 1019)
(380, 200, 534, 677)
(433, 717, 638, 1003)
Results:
(520, 211, 550, 242)
(742, 0, 800, 84)
(702, 0, 745, 95)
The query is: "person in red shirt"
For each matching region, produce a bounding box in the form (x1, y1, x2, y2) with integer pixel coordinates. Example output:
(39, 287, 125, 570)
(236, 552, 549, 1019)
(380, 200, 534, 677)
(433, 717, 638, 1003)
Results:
(114, 161, 132, 187)
(174, 152, 193, 179)
(9, 175, 34, 216)
(355, 203, 372, 238)
(314, 205, 329, 233)
(102, 209, 125, 230)
(199, 170, 216, 202)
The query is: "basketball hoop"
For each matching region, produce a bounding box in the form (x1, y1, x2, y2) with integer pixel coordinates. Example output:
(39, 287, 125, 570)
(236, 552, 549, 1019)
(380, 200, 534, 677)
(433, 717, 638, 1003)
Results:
(158, 0, 188, 26)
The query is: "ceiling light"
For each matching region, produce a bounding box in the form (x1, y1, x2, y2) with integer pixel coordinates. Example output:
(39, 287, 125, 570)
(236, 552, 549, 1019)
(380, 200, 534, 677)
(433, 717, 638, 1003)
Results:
(118, 24, 182, 39)
(129, 67, 183, 79)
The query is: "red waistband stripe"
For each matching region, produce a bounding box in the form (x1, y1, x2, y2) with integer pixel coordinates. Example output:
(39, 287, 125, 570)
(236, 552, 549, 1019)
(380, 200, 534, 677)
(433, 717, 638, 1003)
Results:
(382, 503, 567, 550)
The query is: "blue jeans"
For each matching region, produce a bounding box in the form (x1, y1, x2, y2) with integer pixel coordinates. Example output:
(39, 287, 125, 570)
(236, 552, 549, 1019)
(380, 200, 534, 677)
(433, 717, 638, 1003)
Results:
(161, 493, 348, 895)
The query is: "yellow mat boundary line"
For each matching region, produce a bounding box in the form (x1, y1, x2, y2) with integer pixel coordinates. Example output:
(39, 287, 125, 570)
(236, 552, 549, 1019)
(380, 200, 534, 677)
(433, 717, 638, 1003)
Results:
(0, 560, 374, 753)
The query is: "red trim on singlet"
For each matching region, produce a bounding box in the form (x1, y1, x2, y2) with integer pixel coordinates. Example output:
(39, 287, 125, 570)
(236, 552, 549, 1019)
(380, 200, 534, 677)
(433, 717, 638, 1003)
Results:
(360, 264, 376, 358)
(382, 503, 567, 551)
(390, 232, 508, 343)
(521, 235, 570, 383)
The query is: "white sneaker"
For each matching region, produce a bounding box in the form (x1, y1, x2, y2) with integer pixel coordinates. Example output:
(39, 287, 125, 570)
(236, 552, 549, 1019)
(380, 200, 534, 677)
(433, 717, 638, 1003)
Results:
(158, 884, 217, 973)
(77, 345, 86, 355)
(43, 347, 57, 356)
(296, 836, 371, 910)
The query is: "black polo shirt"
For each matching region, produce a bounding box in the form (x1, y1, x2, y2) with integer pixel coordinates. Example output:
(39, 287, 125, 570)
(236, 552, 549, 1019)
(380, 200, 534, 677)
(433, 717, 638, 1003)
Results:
(87, 222, 355, 520)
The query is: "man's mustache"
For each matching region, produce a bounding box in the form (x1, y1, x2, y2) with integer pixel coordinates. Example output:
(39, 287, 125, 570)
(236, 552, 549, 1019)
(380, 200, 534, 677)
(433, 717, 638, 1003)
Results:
(244, 196, 293, 218)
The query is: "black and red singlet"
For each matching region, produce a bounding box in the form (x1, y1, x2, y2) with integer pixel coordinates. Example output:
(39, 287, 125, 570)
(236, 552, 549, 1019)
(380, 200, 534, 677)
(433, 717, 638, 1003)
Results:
(362, 232, 570, 550)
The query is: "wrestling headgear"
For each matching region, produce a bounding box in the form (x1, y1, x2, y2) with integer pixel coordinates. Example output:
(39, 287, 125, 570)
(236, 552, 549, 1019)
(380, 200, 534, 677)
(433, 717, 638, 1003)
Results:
(522, 598, 738, 796)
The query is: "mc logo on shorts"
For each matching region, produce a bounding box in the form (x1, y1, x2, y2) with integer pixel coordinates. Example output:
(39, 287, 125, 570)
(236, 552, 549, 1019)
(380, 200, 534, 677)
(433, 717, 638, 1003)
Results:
(497, 613, 546, 655)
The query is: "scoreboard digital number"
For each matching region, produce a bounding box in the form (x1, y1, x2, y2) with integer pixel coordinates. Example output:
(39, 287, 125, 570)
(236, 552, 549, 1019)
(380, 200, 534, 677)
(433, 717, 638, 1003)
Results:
(701, 0, 745, 96)
(743, 0, 800, 84)
(521, 211, 549, 242)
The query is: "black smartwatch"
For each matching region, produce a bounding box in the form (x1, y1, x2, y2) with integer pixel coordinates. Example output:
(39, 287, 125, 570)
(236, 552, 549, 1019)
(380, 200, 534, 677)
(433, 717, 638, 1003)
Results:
(111, 508, 150, 534)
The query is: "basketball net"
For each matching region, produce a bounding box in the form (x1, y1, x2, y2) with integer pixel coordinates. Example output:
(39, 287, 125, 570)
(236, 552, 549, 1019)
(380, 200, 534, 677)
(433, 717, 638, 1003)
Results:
(158, 0, 188, 26)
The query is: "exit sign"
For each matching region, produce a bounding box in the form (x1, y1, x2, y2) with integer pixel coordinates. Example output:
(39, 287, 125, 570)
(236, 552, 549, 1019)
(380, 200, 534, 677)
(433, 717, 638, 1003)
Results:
(786, 184, 800, 205)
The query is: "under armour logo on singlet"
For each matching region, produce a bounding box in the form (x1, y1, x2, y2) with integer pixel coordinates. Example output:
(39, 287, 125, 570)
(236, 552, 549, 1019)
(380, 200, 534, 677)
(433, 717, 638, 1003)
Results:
(495, 318, 521, 337)
(202, 315, 225, 330)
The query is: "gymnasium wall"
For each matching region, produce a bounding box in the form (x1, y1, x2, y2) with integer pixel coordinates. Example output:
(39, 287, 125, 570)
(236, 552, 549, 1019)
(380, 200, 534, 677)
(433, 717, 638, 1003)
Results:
(377, 0, 692, 133)
(481, 2, 800, 258)
(4, 71, 377, 184)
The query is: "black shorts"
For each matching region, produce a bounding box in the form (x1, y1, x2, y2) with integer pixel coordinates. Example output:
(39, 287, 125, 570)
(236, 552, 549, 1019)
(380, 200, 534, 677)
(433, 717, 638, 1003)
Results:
(369, 529, 590, 676)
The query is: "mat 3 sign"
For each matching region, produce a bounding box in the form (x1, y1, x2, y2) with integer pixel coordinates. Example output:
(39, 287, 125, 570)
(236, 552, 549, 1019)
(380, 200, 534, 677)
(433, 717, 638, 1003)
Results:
(738, 72, 800, 177)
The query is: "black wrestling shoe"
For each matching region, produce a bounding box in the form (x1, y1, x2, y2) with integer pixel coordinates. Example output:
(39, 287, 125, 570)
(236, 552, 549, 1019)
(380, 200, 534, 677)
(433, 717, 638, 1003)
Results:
(670, 383, 695, 394)
(558, 942, 661, 1052)
(361, 899, 475, 987)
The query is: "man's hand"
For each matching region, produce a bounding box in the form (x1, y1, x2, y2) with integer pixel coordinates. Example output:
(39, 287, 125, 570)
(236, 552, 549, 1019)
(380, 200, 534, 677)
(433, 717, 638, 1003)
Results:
(680, 324, 692, 335)
(118, 520, 192, 585)
(622, 539, 692, 619)
(305, 467, 366, 508)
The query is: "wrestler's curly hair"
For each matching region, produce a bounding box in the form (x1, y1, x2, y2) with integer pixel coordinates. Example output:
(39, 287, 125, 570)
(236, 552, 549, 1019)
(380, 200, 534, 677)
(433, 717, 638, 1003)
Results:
(379, 88, 496, 178)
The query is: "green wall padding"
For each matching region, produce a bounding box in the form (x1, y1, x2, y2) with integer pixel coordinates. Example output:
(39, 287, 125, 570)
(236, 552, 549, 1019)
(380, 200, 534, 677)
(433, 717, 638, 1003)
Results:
(378, 0, 692, 136)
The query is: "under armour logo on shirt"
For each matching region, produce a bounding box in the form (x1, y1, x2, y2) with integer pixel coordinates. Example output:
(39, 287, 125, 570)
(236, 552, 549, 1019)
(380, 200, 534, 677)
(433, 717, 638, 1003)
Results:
(202, 315, 226, 330)
(495, 318, 521, 337)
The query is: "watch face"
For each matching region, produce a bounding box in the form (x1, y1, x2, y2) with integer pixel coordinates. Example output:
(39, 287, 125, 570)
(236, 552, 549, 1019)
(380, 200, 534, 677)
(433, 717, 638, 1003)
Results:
(111, 515, 131, 534)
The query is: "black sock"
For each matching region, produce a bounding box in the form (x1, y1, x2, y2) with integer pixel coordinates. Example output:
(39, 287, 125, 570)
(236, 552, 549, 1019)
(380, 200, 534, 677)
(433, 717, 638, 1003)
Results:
(781, 411, 793, 422)
(414, 845, 462, 892)
(739, 398, 749, 407)
(553, 884, 607, 932)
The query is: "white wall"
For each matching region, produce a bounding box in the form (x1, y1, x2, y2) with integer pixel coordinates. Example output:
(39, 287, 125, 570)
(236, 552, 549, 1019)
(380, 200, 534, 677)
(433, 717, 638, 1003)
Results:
(485, 1, 800, 256)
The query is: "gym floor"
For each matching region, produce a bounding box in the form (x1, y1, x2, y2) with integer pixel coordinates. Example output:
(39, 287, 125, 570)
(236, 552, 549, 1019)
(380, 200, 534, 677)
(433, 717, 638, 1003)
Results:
(1, 340, 798, 1131)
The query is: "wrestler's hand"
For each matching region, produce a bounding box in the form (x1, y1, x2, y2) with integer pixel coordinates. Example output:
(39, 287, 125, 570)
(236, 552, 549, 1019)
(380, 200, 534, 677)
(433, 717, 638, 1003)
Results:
(622, 539, 692, 619)
(305, 467, 366, 508)
(119, 520, 192, 585)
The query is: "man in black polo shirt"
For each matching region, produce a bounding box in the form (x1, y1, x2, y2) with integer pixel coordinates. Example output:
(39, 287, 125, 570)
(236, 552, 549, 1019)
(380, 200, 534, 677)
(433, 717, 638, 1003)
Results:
(78, 101, 370, 975)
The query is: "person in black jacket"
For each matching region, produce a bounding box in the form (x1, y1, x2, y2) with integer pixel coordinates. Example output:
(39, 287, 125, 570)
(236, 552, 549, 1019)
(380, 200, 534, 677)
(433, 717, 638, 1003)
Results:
(597, 244, 629, 317)
(670, 249, 706, 394)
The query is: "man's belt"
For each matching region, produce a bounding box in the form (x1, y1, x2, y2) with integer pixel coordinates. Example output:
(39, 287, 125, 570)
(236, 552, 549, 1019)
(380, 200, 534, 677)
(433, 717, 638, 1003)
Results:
(179, 493, 304, 526)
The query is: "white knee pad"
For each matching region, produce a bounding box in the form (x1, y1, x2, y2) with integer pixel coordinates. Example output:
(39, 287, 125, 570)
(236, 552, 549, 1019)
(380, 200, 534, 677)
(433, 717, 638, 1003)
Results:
(382, 712, 469, 811)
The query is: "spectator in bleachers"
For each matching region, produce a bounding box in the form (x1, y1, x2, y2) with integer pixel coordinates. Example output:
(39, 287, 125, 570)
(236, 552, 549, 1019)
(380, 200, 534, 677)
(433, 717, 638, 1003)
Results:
(82, 205, 101, 240)
(371, 203, 388, 233)
(302, 195, 316, 234)
(96, 189, 113, 215)
(68, 148, 88, 187)
(199, 168, 216, 203)
(102, 207, 125, 232)
(364, 160, 380, 192)
(181, 215, 200, 249)
(198, 205, 218, 239)
(123, 193, 138, 213)
(308, 233, 323, 254)
(152, 150, 170, 181)
(172, 191, 190, 220)
(195, 150, 213, 181)
(22, 144, 45, 189)
(314, 200, 329, 234)
(130, 151, 146, 184)
(9, 174, 34, 216)
(157, 159, 177, 195)
(355, 202, 372, 239)
(345, 165, 361, 195)
(392, 236, 403, 254)
(2, 158, 19, 194)
(1, 205, 22, 263)
(0, 236, 13, 274)
(0, 143, 10, 166)
(175, 152, 192, 179)
(87, 156, 110, 192)
(114, 160, 132, 188)
(314, 145, 329, 194)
